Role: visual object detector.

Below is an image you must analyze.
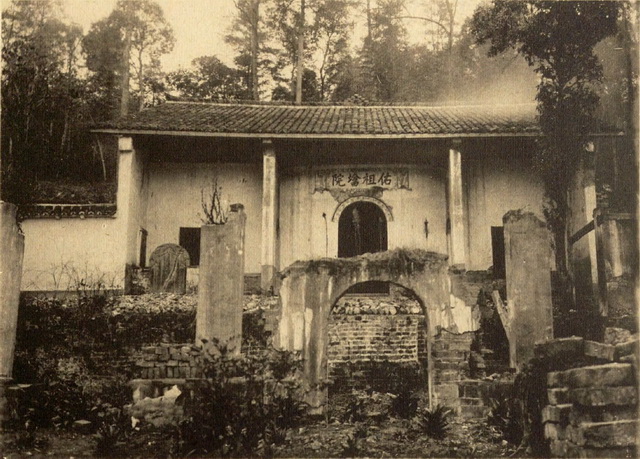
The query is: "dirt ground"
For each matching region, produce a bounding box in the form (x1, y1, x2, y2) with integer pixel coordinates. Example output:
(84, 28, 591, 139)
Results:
(2, 417, 527, 458)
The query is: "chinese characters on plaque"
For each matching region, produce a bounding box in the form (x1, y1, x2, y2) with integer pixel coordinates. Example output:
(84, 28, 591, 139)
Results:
(314, 169, 410, 192)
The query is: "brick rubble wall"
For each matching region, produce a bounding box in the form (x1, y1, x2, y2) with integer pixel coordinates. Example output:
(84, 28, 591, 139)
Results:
(327, 314, 427, 391)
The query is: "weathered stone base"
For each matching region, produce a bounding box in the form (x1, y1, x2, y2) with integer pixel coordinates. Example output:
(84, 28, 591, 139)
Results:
(538, 334, 639, 458)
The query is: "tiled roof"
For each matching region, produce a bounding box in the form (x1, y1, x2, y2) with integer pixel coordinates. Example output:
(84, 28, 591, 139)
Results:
(95, 101, 542, 138)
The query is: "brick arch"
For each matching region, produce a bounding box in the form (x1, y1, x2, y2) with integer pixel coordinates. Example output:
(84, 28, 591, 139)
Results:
(331, 196, 394, 222)
(274, 249, 475, 412)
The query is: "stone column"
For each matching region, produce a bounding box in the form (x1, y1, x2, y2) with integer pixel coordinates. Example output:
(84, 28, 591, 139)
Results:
(196, 207, 246, 354)
(117, 136, 145, 293)
(0, 202, 24, 380)
(504, 211, 553, 369)
(0, 202, 25, 426)
(448, 142, 466, 270)
(261, 140, 278, 292)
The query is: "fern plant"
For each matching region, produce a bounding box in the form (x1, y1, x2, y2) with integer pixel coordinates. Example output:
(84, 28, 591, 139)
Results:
(415, 404, 451, 439)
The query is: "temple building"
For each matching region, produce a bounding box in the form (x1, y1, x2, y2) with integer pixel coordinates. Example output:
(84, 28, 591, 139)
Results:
(18, 101, 618, 300)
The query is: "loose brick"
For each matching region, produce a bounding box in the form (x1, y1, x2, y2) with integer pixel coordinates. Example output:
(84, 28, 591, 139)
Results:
(604, 327, 633, 345)
(584, 340, 615, 361)
(568, 386, 637, 407)
(581, 420, 638, 448)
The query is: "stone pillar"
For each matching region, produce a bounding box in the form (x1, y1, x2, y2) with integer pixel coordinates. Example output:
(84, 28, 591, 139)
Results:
(261, 140, 278, 292)
(504, 211, 553, 369)
(448, 143, 466, 270)
(117, 136, 145, 293)
(196, 207, 246, 354)
(0, 202, 24, 380)
(0, 202, 25, 425)
(594, 210, 638, 329)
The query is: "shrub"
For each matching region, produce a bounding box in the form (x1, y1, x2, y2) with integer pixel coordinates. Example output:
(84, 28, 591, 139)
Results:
(414, 404, 451, 440)
(486, 382, 524, 446)
(172, 344, 304, 457)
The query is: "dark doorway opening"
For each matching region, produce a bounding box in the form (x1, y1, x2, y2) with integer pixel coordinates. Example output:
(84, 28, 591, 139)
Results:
(338, 201, 388, 257)
(491, 226, 506, 279)
(339, 201, 388, 293)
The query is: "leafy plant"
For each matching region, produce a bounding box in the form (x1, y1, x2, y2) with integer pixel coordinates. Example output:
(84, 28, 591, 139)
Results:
(340, 424, 368, 457)
(415, 404, 451, 440)
(391, 389, 419, 419)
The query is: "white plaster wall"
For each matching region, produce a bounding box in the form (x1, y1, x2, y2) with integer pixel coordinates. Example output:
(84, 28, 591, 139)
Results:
(144, 162, 263, 273)
(279, 165, 448, 269)
(464, 151, 546, 271)
(20, 147, 141, 292)
(20, 218, 126, 291)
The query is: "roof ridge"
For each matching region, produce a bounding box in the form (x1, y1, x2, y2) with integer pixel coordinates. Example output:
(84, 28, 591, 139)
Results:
(164, 100, 537, 110)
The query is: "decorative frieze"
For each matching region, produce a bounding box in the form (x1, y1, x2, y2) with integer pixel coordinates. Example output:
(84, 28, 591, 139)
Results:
(19, 203, 117, 219)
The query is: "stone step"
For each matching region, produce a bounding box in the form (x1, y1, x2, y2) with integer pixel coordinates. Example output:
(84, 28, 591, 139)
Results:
(459, 397, 483, 406)
(547, 363, 634, 388)
(431, 350, 469, 360)
(456, 404, 489, 419)
(581, 420, 638, 448)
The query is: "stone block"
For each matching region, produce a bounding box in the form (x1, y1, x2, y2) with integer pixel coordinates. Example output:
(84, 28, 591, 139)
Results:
(615, 339, 638, 360)
(433, 383, 459, 401)
(584, 341, 615, 361)
(544, 422, 566, 440)
(568, 386, 637, 407)
(604, 327, 633, 345)
(542, 404, 572, 424)
(548, 388, 570, 405)
(73, 419, 93, 434)
(547, 363, 633, 388)
(535, 336, 584, 362)
(581, 420, 638, 448)
(577, 446, 637, 458)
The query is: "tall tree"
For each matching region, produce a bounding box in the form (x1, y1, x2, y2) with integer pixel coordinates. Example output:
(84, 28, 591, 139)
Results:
(470, 0, 620, 278)
(166, 55, 250, 100)
(83, 0, 175, 116)
(227, 0, 262, 99)
(1, 0, 94, 202)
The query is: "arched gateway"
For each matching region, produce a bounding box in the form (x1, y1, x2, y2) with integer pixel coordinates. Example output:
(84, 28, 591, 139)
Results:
(274, 248, 476, 411)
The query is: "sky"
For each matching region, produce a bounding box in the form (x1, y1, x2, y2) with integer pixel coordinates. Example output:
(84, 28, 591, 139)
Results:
(60, 0, 483, 72)
(63, 0, 239, 71)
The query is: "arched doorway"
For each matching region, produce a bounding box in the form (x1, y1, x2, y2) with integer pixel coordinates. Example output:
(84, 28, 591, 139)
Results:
(338, 201, 388, 258)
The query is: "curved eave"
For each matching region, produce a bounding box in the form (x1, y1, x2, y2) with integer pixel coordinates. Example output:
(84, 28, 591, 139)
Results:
(91, 128, 624, 139)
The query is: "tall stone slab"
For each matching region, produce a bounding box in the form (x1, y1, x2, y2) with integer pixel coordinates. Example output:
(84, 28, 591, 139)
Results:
(196, 207, 246, 354)
(504, 211, 554, 369)
(0, 202, 25, 380)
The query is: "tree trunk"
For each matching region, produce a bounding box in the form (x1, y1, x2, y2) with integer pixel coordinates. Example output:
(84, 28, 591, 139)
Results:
(250, 0, 260, 101)
(295, 0, 305, 104)
(138, 49, 145, 111)
(120, 27, 131, 117)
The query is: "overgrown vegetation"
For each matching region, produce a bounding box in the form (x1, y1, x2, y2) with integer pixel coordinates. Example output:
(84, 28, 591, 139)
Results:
(414, 404, 451, 440)
(170, 343, 305, 457)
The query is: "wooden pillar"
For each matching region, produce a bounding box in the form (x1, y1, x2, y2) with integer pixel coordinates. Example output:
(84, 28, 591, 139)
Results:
(261, 140, 278, 292)
(448, 142, 466, 270)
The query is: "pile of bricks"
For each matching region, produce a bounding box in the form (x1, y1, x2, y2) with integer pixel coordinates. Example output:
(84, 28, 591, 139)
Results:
(537, 332, 638, 458)
(135, 343, 204, 379)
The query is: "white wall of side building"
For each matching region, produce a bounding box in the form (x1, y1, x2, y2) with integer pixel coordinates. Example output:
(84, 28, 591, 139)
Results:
(20, 218, 126, 291)
(143, 162, 263, 274)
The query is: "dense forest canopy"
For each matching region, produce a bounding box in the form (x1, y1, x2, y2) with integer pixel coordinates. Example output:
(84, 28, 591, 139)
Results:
(0, 0, 635, 205)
